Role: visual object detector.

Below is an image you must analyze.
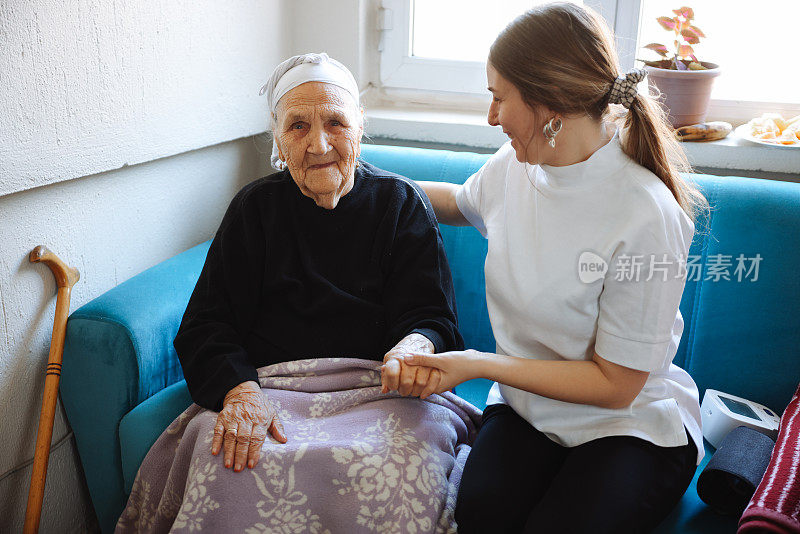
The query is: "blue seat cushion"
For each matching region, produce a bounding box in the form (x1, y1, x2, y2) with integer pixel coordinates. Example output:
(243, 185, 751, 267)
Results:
(119, 380, 193, 494)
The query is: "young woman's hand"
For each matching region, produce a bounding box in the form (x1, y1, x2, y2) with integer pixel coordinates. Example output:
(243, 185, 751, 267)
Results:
(401, 349, 486, 398)
(212, 381, 287, 472)
(381, 333, 440, 397)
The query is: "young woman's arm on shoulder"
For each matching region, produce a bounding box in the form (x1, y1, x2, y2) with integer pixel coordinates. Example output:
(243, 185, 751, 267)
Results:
(417, 181, 469, 226)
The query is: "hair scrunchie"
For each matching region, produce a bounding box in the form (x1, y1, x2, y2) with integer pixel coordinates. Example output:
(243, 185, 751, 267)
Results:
(607, 68, 647, 109)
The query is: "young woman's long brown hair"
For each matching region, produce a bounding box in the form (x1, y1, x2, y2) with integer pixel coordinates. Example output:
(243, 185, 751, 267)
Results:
(488, 2, 708, 224)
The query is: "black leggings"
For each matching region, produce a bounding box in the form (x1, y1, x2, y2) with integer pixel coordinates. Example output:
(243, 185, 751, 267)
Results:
(455, 404, 697, 534)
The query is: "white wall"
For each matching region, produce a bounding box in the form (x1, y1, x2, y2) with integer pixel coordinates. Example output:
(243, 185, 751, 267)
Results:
(0, 0, 284, 531)
(0, 0, 284, 197)
(282, 0, 379, 98)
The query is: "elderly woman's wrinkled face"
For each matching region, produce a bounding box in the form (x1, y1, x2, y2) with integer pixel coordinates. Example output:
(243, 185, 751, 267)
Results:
(275, 82, 363, 209)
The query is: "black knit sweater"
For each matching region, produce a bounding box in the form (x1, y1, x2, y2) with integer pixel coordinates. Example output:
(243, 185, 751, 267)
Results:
(174, 161, 462, 410)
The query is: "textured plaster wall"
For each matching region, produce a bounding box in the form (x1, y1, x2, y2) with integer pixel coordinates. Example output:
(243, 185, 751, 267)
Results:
(0, 0, 283, 531)
(0, 0, 285, 197)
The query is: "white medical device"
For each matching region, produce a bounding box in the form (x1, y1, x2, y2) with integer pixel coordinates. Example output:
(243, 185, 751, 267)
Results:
(701, 389, 780, 448)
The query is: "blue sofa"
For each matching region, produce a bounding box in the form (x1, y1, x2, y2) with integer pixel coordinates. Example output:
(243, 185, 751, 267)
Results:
(61, 143, 800, 533)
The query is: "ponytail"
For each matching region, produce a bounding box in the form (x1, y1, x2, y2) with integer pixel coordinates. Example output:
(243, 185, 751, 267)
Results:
(617, 94, 709, 226)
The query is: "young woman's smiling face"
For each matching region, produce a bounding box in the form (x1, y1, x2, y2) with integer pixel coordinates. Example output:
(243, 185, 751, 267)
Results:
(486, 63, 551, 165)
(275, 82, 363, 209)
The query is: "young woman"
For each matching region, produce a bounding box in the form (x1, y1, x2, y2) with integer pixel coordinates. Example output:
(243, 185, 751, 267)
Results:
(389, 3, 709, 532)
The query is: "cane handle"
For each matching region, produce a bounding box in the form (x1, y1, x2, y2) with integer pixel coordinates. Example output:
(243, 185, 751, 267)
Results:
(29, 246, 80, 289)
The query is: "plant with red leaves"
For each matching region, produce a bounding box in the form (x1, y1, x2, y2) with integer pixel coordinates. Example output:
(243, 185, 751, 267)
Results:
(641, 6, 709, 71)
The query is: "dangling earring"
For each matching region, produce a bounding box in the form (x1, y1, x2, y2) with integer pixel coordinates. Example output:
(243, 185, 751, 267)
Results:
(543, 117, 563, 148)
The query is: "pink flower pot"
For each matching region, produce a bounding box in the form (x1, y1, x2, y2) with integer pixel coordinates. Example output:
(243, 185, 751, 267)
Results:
(645, 62, 721, 128)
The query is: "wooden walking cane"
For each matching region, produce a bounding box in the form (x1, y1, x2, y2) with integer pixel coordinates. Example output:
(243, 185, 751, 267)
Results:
(23, 246, 80, 534)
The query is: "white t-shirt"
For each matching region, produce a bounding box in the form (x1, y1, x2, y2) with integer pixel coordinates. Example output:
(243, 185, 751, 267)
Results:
(455, 132, 704, 465)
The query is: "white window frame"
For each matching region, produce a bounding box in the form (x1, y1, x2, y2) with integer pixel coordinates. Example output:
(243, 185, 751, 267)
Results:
(378, 0, 640, 94)
(376, 0, 800, 123)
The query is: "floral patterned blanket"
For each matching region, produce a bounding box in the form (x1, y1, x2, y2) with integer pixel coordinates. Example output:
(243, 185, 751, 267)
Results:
(115, 358, 482, 534)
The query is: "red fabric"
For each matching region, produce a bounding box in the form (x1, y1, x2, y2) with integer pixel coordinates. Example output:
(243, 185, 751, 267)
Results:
(739, 384, 800, 534)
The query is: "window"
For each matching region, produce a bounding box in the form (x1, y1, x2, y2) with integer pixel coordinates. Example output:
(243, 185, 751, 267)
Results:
(378, 0, 798, 121)
(379, 0, 639, 94)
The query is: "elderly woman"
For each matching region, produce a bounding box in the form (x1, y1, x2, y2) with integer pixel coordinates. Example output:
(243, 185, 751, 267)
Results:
(174, 52, 460, 473)
(115, 53, 478, 534)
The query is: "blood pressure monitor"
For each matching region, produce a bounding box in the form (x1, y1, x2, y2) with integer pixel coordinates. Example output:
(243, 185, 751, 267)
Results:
(701, 389, 780, 448)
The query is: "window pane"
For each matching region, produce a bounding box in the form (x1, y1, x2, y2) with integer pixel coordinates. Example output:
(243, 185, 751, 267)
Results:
(412, 0, 583, 62)
(638, 1, 799, 103)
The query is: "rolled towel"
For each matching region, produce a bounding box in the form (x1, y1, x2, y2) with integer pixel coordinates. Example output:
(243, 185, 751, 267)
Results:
(738, 383, 800, 534)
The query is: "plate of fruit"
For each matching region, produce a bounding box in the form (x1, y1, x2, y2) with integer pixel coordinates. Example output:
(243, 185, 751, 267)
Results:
(734, 114, 800, 148)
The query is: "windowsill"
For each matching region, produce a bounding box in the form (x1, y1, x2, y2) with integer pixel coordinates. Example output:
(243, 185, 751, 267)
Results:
(366, 106, 800, 176)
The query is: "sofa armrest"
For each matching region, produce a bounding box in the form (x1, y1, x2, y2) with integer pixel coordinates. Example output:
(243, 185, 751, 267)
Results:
(60, 240, 210, 532)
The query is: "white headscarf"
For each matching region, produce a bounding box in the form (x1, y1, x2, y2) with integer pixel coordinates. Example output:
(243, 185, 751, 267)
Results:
(259, 53, 360, 170)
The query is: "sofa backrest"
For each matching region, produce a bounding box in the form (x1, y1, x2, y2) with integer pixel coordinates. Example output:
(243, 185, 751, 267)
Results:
(674, 174, 800, 412)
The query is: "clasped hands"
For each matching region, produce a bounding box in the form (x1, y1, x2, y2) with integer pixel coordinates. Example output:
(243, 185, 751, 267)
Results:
(380, 333, 442, 399)
(380, 333, 481, 400)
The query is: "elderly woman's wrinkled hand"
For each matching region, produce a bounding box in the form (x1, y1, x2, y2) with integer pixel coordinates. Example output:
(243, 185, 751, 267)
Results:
(381, 333, 442, 399)
(212, 381, 287, 472)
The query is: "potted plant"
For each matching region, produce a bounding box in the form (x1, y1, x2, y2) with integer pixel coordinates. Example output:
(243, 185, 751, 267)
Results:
(640, 6, 720, 127)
